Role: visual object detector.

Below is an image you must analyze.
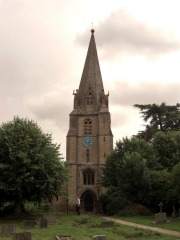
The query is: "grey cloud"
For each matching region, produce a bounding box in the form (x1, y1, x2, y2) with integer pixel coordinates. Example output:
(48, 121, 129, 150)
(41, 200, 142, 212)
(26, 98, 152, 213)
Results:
(110, 82, 180, 106)
(28, 92, 72, 131)
(77, 10, 179, 56)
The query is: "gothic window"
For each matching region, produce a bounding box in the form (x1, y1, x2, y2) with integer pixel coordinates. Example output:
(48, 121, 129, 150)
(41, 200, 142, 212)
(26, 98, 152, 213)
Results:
(83, 169, 95, 185)
(84, 119, 92, 135)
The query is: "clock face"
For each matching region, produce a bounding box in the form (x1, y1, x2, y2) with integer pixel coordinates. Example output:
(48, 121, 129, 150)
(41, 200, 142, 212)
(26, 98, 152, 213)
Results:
(83, 136, 93, 147)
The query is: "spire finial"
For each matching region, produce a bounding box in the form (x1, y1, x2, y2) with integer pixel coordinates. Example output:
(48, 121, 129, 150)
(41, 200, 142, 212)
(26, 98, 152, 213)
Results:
(91, 28, 95, 34)
(91, 22, 95, 34)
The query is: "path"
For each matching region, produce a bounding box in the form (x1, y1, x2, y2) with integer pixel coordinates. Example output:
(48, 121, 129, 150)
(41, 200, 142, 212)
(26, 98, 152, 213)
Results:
(103, 217, 180, 238)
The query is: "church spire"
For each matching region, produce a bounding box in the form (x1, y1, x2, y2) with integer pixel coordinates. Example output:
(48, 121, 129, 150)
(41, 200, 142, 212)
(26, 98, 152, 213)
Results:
(78, 29, 104, 97)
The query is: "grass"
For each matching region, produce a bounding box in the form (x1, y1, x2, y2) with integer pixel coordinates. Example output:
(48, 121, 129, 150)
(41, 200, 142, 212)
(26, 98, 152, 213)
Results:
(0, 213, 179, 240)
(118, 215, 180, 232)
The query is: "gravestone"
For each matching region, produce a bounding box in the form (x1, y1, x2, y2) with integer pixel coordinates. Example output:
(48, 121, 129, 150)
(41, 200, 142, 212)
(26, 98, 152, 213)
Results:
(155, 212, 167, 224)
(101, 219, 114, 228)
(1, 224, 16, 236)
(39, 217, 48, 228)
(23, 220, 37, 229)
(92, 235, 106, 240)
(47, 216, 56, 225)
(56, 235, 72, 240)
(155, 202, 167, 224)
(13, 232, 31, 240)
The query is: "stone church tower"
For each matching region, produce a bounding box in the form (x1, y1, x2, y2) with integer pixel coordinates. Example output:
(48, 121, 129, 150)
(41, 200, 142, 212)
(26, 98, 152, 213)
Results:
(66, 29, 113, 211)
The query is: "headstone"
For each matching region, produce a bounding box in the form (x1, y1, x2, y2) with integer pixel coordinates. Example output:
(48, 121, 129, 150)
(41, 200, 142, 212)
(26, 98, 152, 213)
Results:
(56, 235, 72, 240)
(23, 220, 37, 229)
(92, 235, 106, 240)
(101, 219, 114, 228)
(154, 202, 168, 224)
(13, 232, 31, 240)
(47, 216, 56, 225)
(77, 216, 88, 224)
(39, 217, 48, 228)
(1, 224, 16, 236)
(155, 212, 167, 224)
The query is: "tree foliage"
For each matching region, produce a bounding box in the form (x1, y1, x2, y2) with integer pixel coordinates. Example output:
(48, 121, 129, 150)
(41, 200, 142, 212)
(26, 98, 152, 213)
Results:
(103, 138, 151, 214)
(0, 117, 66, 213)
(102, 131, 180, 214)
(152, 131, 180, 170)
(134, 103, 180, 140)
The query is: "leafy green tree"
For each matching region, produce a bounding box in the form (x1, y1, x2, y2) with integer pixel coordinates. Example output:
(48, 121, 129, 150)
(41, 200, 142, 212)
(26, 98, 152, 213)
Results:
(102, 137, 151, 214)
(171, 163, 180, 204)
(0, 117, 66, 213)
(152, 131, 180, 170)
(134, 103, 180, 140)
(147, 170, 172, 210)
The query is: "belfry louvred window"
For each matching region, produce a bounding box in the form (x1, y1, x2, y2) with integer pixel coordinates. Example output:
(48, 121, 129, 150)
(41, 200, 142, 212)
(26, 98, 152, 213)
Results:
(84, 119, 92, 135)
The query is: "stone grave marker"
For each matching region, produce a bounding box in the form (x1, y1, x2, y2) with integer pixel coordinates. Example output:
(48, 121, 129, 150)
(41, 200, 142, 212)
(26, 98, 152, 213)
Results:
(101, 219, 114, 228)
(1, 224, 16, 236)
(46, 216, 56, 225)
(155, 202, 167, 224)
(56, 235, 72, 240)
(155, 212, 167, 224)
(13, 232, 31, 240)
(39, 217, 48, 228)
(92, 235, 106, 240)
(23, 219, 37, 229)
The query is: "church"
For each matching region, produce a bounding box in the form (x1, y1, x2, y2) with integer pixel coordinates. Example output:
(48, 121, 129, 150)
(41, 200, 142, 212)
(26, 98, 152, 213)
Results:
(66, 29, 113, 212)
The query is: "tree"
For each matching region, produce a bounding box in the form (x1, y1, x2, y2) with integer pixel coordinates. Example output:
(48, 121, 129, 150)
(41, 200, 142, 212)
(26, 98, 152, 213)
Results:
(152, 131, 180, 170)
(102, 137, 151, 214)
(0, 117, 66, 213)
(147, 170, 172, 211)
(171, 163, 180, 204)
(134, 103, 180, 140)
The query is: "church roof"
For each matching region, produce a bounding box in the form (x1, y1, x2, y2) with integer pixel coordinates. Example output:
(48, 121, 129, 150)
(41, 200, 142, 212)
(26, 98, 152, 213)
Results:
(78, 29, 104, 97)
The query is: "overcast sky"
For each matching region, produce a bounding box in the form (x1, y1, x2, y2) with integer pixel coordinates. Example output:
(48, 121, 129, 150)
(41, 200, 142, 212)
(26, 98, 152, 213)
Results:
(0, 0, 180, 157)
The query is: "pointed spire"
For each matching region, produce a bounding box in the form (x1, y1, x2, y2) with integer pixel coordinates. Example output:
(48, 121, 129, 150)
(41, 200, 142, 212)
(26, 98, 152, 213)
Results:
(78, 29, 104, 97)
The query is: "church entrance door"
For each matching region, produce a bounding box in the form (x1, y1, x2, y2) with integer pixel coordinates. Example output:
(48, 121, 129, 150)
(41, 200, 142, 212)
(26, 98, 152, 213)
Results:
(81, 190, 96, 212)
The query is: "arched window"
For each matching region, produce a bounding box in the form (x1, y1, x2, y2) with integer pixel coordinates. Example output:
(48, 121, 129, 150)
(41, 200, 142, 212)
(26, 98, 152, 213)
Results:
(84, 119, 92, 135)
(83, 169, 95, 185)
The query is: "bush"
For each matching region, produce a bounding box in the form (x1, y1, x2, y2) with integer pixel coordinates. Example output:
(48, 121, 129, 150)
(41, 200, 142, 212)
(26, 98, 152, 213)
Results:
(118, 203, 152, 216)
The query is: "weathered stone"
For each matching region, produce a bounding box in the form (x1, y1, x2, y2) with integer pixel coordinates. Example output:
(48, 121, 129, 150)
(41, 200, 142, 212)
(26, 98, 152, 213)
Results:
(13, 232, 31, 240)
(23, 220, 37, 228)
(47, 216, 56, 225)
(66, 30, 113, 213)
(1, 224, 16, 236)
(92, 235, 106, 240)
(39, 217, 48, 228)
(100, 219, 114, 228)
(56, 235, 72, 240)
(155, 212, 167, 224)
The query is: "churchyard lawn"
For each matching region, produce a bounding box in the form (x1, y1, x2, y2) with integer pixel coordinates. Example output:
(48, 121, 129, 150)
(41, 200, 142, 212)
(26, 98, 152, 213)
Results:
(0, 214, 179, 240)
(118, 215, 180, 232)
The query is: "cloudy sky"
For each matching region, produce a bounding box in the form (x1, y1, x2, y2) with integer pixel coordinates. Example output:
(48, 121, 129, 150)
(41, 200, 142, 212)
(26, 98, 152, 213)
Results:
(0, 0, 180, 157)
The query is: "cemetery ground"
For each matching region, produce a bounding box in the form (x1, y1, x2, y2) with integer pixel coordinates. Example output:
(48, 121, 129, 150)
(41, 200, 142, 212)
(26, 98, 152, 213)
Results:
(116, 215, 180, 232)
(0, 211, 180, 240)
